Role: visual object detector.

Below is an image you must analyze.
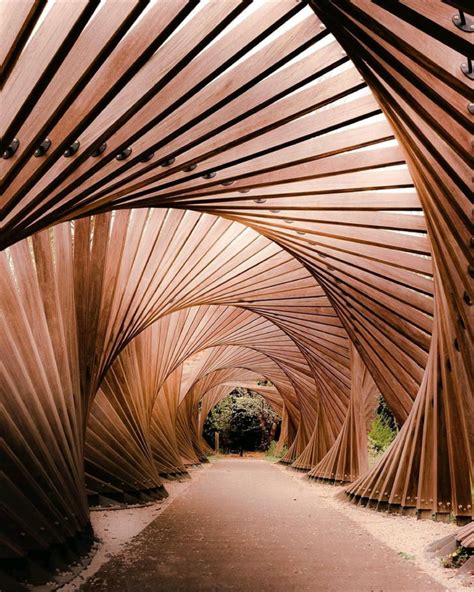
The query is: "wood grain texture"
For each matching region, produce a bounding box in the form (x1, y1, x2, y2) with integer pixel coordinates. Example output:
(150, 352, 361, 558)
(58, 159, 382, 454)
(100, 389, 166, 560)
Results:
(0, 0, 471, 566)
(308, 344, 378, 481)
(310, 0, 472, 524)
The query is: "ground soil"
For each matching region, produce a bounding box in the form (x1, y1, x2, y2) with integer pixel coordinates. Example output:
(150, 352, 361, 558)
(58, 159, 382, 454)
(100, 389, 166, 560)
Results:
(76, 458, 453, 591)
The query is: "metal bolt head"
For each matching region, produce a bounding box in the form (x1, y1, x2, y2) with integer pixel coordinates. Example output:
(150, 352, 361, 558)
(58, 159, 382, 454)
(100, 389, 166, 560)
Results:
(116, 147, 132, 161)
(2, 138, 20, 159)
(34, 138, 51, 157)
(63, 140, 80, 157)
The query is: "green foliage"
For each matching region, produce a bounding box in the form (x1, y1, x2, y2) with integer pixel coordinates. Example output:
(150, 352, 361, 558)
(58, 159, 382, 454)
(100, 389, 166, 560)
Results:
(368, 416, 397, 454)
(205, 395, 233, 435)
(265, 440, 287, 460)
(375, 394, 399, 432)
(398, 551, 415, 561)
(441, 546, 471, 569)
(203, 389, 279, 452)
(368, 395, 398, 456)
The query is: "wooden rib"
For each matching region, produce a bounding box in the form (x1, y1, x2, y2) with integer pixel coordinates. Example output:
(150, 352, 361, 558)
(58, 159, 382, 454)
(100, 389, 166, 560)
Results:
(310, 0, 471, 524)
(0, 0, 46, 85)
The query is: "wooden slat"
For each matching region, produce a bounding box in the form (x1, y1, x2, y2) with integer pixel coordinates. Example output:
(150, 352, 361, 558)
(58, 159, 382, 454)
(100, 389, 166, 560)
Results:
(0, 0, 45, 84)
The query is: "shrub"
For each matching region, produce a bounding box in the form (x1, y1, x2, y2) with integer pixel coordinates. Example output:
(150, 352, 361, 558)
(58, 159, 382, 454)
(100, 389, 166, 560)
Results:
(442, 546, 471, 569)
(203, 388, 280, 452)
(368, 395, 398, 456)
(368, 416, 397, 455)
(265, 440, 287, 459)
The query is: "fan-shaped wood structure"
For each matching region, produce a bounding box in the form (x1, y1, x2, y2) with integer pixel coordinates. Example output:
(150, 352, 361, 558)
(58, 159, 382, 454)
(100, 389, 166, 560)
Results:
(308, 344, 379, 482)
(85, 304, 311, 495)
(0, 0, 471, 581)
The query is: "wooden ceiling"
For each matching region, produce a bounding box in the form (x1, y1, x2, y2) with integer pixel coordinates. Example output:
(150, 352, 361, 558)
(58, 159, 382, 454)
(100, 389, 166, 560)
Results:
(1, 0, 435, 421)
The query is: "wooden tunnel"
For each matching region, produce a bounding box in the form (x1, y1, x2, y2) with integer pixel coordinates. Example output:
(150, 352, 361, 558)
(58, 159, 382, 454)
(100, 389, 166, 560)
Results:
(0, 0, 472, 575)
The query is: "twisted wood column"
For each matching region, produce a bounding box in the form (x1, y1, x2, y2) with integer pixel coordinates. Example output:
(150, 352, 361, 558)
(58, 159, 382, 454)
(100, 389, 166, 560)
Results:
(151, 368, 189, 476)
(311, 0, 472, 524)
(291, 403, 338, 471)
(275, 404, 295, 455)
(176, 394, 207, 466)
(1, 233, 90, 561)
(347, 270, 472, 523)
(85, 339, 167, 503)
(280, 423, 310, 465)
(308, 345, 378, 482)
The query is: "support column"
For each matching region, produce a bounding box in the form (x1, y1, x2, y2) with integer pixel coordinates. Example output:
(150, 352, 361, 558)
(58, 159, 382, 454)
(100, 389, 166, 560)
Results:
(292, 404, 336, 471)
(176, 395, 208, 466)
(280, 417, 309, 465)
(308, 346, 378, 482)
(275, 403, 289, 454)
(151, 371, 191, 475)
(346, 271, 472, 524)
(0, 231, 92, 578)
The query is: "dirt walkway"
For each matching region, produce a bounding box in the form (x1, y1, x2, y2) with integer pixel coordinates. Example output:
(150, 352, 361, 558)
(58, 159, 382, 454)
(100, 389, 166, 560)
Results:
(80, 459, 446, 591)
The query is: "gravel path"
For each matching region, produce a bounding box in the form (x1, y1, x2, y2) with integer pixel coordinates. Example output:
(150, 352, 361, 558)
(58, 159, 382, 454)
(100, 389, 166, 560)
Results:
(78, 459, 450, 591)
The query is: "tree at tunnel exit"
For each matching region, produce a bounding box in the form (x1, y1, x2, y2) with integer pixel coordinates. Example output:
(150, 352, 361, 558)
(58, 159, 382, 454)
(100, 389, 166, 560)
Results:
(203, 389, 280, 453)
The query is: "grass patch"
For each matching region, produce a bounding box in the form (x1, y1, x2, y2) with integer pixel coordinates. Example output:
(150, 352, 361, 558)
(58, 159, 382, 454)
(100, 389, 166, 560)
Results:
(264, 441, 287, 462)
(398, 551, 415, 561)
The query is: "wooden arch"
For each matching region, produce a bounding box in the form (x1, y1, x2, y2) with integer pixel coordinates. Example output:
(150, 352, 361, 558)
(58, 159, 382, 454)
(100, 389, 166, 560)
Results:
(0, 0, 471, 577)
(85, 303, 318, 497)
